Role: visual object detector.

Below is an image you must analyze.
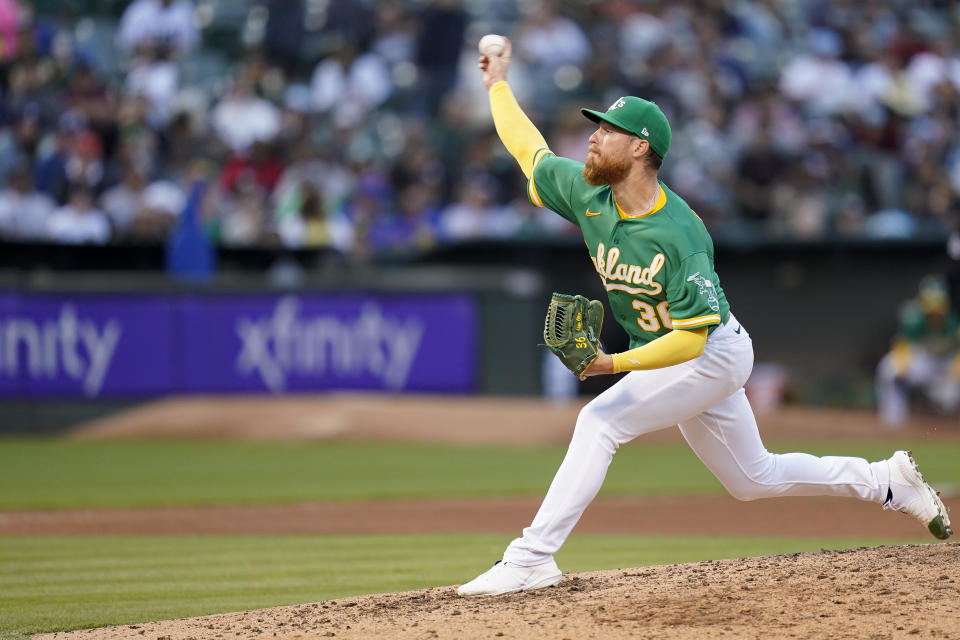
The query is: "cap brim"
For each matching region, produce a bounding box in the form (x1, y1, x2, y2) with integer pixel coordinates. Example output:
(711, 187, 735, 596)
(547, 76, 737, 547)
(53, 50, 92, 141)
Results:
(581, 108, 633, 137)
(581, 108, 607, 124)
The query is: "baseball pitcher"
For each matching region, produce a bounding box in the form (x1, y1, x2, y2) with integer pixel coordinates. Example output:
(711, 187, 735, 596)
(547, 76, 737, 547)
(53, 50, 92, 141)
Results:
(458, 36, 952, 597)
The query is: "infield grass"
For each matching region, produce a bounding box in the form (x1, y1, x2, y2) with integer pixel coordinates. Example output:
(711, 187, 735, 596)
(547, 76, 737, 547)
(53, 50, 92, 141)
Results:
(0, 533, 932, 636)
(1, 439, 958, 510)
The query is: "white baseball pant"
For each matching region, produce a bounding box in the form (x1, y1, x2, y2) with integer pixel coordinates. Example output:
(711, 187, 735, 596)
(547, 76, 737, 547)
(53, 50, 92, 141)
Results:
(504, 313, 891, 567)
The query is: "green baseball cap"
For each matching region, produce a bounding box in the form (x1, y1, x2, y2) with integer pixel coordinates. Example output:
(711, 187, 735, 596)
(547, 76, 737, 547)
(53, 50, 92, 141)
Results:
(581, 96, 672, 158)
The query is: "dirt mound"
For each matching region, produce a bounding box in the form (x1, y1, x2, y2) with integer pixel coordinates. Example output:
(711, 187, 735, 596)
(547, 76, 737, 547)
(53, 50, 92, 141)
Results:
(36, 544, 959, 640)
(69, 394, 592, 446)
(70, 394, 960, 445)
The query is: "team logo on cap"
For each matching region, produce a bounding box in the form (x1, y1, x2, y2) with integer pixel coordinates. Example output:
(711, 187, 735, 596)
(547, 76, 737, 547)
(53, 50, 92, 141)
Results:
(609, 98, 626, 111)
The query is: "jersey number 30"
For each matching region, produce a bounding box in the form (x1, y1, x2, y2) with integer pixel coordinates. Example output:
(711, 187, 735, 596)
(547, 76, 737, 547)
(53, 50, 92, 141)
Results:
(632, 300, 672, 331)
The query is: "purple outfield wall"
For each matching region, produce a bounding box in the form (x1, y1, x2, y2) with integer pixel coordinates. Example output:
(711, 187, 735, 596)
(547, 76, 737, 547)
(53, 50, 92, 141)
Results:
(0, 291, 476, 397)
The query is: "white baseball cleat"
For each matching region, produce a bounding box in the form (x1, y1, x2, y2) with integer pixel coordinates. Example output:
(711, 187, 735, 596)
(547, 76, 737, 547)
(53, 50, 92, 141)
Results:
(457, 559, 562, 596)
(884, 450, 952, 540)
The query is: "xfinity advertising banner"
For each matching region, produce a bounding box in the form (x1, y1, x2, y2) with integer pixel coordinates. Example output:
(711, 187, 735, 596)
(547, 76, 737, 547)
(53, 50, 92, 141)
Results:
(0, 292, 476, 397)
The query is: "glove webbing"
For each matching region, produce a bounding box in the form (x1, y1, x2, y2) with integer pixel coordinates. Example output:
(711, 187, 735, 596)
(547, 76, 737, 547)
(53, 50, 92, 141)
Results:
(544, 294, 573, 348)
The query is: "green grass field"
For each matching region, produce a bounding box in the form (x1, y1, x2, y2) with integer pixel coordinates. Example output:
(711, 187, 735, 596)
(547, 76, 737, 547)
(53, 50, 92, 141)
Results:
(0, 533, 929, 637)
(1, 438, 956, 509)
(1, 437, 956, 636)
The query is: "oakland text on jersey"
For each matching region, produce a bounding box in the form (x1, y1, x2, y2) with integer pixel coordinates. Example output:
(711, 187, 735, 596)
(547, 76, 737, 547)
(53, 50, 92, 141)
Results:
(592, 242, 665, 296)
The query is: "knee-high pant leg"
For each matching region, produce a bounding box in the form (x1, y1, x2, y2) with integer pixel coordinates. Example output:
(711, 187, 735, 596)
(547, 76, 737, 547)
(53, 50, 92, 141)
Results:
(503, 352, 745, 567)
(679, 389, 888, 503)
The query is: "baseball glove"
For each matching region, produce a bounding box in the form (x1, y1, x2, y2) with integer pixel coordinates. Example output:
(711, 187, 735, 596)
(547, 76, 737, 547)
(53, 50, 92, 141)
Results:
(542, 292, 604, 380)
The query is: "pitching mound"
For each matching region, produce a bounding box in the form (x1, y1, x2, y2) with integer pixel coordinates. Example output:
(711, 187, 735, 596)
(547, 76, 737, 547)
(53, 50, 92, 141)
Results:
(36, 544, 959, 640)
(69, 394, 959, 445)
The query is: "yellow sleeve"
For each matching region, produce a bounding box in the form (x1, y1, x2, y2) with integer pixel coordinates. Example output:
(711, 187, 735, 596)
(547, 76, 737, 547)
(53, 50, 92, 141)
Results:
(488, 81, 550, 179)
(611, 328, 708, 373)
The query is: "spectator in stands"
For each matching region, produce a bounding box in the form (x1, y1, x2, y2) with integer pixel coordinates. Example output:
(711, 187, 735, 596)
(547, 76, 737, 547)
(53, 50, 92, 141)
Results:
(117, 0, 197, 59)
(276, 84, 312, 146)
(112, 94, 162, 177)
(390, 135, 448, 199)
(0, 162, 56, 240)
(215, 169, 270, 247)
(220, 140, 284, 197)
(4, 39, 63, 133)
(779, 28, 854, 116)
(412, 0, 467, 117)
(45, 185, 111, 244)
(263, 0, 305, 74)
(876, 275, 960, 428)
(344, 165, 393, 261)
(903, 149, 956, 235)
(904, 35, 960, 107)
(513, 0, 591, 112)
(129, 177, 185, 241)
(125, 45, 180, 130)
(272, 140, 355, 225)
(33, 114, 83, 205)
(440, 173, 515, 241)
(736, 128, 789, 226)
(0, 0, 21, 62)
(0, 109, 38, 183)
(371, 0, 415, 71)
(515, 1, 591, 73)
(849, 47, 900, 117)
(615, 1, 670, 68)
(274, 180, 354, 253)
(449, 134, 523, 211)
(63, 129, 108, 198)
(548, 106, 593, 163)
(64, 62, 118, 144)
(211, 74, 281, 154)
(667, 101, 738, 228)
(369, 182, 442, 254)
(318, 0, 375, 53)
(212, 137, 283, 247)
(100, 163, 149, 237)
(310, 38, 392, 129)
(161, 97, 207, 175)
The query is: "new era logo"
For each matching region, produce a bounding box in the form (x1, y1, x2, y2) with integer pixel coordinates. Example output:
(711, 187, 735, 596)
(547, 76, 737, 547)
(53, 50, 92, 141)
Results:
(641, 127, 649, 136)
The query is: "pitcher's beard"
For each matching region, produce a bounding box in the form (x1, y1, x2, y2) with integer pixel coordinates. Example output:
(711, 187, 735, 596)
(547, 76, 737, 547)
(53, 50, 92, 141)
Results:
(583, 153, 631, 186)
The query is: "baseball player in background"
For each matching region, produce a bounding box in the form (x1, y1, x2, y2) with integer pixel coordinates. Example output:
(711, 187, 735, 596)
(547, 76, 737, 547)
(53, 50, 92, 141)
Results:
(458, 37, 952, 598)
(876, 274, 960, 428)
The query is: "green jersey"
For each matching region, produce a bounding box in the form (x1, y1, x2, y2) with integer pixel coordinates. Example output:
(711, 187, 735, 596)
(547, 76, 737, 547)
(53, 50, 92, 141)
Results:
(897, 303, 959, 357)
(528, 149, 730, 348)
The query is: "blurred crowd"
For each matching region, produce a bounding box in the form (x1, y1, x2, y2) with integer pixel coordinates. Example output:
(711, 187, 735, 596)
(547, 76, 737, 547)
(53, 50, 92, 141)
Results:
(0, 0, 959, 260)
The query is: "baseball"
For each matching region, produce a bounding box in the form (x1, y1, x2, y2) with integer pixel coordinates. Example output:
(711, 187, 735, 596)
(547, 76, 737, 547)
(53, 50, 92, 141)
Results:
(478, 34, 506, 57)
